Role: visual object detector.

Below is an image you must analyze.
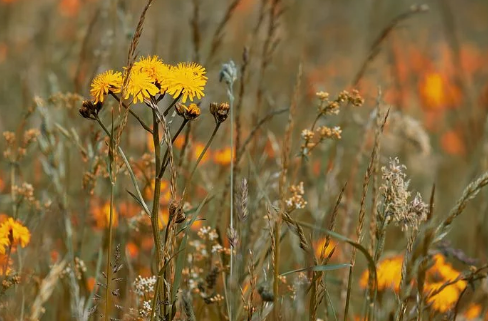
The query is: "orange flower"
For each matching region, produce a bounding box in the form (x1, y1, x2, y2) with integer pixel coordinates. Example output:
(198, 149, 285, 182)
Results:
(59, 0, 81, 17)
(464, 303, 482, 320)
(92, 201, 118, 229)
(360, 255, 403, 293)
(213, 147, 234, 166)
(419, 72, 462, 111)
(144, 181, 172, 205)
(86, 277, 96, 292)
(193, 142, 210, 164)
(126, 242, 139, 259)
(441, 130, 466, 156)
(174, 135, 186, 149)
(313, 238, 337, 260)
(190, 217, 203, 232)
(424, 254, 466, 313)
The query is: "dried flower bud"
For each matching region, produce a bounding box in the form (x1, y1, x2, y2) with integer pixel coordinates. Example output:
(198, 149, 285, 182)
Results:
(79, 100, 102, 119)
(210, 102, 230, 124)
(185, 103, 201, 120)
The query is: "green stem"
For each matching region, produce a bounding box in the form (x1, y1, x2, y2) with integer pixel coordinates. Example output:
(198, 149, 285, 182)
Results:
(103, 109, 116, 321)
(186, 123, 221, 188)
(157, 119, 189, 179)
(163, 94, 182, 117)
(150, 108, 164, 321)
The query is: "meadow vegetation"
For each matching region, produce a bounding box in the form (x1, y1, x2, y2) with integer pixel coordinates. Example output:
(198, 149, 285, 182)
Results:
(1, 0, 488, 320)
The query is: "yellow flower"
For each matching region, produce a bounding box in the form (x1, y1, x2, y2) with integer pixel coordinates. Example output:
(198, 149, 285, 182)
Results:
(0, 237, 9, 255)
(124, 70, 159, 104)
(133, 55, 171, 89)
(0, 218, 31, 248)
(90, 70, 122, 103)
(164, 62, 207, 103)
(424, 254, 466, 313)
(360, 255, 403, 293)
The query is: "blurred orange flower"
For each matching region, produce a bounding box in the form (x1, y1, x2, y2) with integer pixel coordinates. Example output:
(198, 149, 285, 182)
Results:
(424, 254, 466, 313)
(463, 303, 482, 320)
(213, 147, 234, 166)
(86, 277, 96, 292)
(360, 255, 403, 293)
(59, 0, 81, 17)
(313, 237, 338, 260)
(126, 242, 139, 259)
(193, 142, 210, 164)
(144, 181, 172, 205)
(419, 72, 462, 111)
(92, 201, 118, 230)
(441, 130, 466, 156)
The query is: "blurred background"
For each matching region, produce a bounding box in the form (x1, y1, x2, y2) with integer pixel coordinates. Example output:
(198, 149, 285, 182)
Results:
(1, 0, 488, 318)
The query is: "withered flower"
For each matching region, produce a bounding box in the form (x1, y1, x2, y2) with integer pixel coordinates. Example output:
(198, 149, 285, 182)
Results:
(79, 100, 103, 119)
(210, 102, 230, 124)
(175, 103, 201, 121)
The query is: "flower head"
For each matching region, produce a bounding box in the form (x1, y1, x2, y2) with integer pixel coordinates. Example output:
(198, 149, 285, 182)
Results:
(164, 62, 207, 103)
(424, 254, 466, 313)
(0, 218, 31, 249)
(133, 56, 171, 90)
(175, 103, 201, 121)
(90, 70, 122, 103)
(360, 255, 403, 292)
(124, 70, 159, 104)
(92, 201, 119, 230)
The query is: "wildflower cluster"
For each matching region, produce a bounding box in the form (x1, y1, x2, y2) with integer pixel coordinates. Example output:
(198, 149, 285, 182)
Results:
(300, 90, 363, 156)
(88, 56, 207, 107)
(60, 257, 87, 280)
(285, 182, 307, 211)
(3, 128, 40, 162)
(133, 275, 157, 317)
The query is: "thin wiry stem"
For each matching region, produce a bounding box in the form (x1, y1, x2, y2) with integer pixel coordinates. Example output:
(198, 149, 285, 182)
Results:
(109, 92, 153, 134)
(96, 117, 150, 216)
(98, 108, 116, 321)
(150, 108, 164, 321)
(158, 119, 189, 179)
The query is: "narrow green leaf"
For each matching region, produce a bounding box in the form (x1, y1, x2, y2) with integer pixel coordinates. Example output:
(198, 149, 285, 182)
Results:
(297, 221, 378, 293)
(281, 263, 351, 276)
